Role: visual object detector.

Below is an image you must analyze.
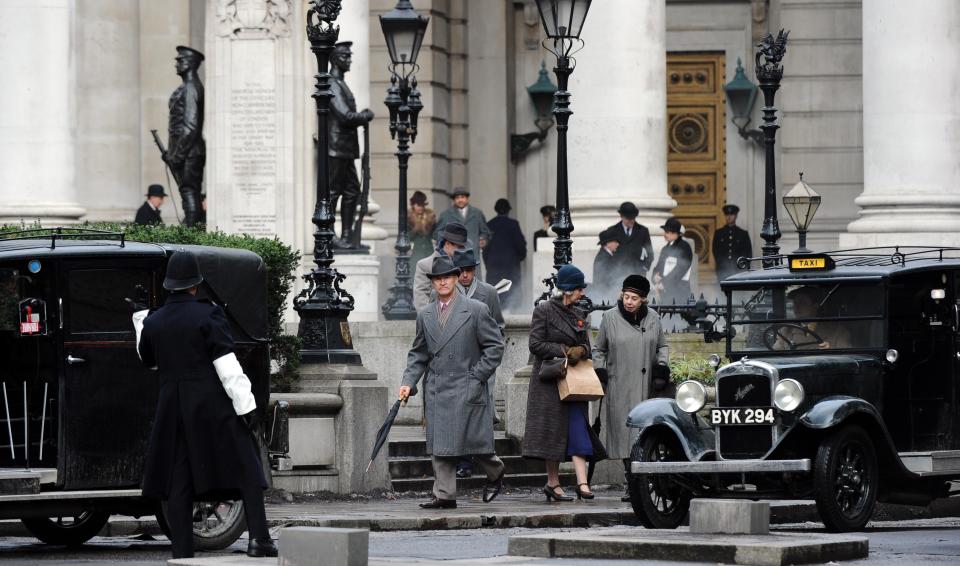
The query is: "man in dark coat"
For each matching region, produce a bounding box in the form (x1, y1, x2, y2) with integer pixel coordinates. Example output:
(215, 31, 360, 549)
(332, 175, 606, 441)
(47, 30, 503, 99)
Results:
(134, 250, 275, 559)
(712, 204, 752, 281)
(329, 41, 374, 248)
(166, 46, 205, 227)
(652, 217, 694, 305)
(483, 198, 526, 310)
(135, 184, 167, 226)
(399, 255, 505, 509)
(532, 205, 556, 252)
(604, 201, 654, 276)
(592, 228, 627, 303)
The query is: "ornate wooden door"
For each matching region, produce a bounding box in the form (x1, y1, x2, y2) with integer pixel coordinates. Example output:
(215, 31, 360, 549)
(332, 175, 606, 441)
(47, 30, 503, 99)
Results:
(666, 52, 727, 288)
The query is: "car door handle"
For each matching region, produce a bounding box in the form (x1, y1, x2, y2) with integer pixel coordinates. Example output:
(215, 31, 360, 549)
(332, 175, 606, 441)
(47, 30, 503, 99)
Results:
(66, 355, 85, 365)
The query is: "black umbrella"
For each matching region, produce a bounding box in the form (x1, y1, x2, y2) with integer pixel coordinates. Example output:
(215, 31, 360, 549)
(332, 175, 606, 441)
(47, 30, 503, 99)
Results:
(366, 396, 407, 473)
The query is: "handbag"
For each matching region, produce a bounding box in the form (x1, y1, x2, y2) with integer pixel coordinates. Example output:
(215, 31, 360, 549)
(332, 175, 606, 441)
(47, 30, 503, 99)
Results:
(538, 356, 568, 382)
(557, 359, 605, 402)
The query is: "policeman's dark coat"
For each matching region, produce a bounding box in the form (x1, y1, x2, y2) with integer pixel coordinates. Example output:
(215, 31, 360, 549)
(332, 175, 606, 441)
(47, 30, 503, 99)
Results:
(604, 221, 654, 275)
(138, 294, 265, 499)
(712, 224, 752, 280)
(653, 238, 694, 305)
(483, 214, 526, 291)
(134, 202, 163, 226)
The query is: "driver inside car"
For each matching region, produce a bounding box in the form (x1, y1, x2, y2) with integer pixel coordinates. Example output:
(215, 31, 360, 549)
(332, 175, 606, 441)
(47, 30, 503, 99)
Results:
(774, 286, 851, 350)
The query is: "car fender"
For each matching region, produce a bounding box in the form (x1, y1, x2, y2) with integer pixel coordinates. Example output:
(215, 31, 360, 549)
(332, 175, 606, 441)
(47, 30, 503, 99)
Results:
(798, 395, 883, 429)
(626, 398, 715, 462)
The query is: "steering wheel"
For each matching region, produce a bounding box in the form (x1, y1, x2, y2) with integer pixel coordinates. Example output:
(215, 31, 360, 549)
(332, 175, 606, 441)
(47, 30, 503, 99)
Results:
(763, 323, 825, 351)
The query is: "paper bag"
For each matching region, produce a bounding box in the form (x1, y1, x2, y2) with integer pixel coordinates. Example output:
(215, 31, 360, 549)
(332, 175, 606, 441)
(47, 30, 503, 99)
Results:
(557, 359, 605, 402)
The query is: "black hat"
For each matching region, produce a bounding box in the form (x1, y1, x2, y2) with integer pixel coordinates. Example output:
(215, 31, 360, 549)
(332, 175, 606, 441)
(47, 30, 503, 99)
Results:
(556, 264, 587, 291)
(146, 184, 168, 198)
(453, 248, 480, 268)
(333, 41, 353, 55)
(452, 187, 470, 197)
(622, 274, 650, 297)
(539, 205, 557, 217)
(722, 204, 740, 215)
(427, 255, 461, 279)
(410, 190, 427, 206)
(661, 217, 683, 233)
(439, 222, 468, 246)
(494, 198, 511, 214)
(618, 201, 639, 219)
(598, 228, 624, 246)
(163, 249, 203, 291)
(175, 45, 205, 63)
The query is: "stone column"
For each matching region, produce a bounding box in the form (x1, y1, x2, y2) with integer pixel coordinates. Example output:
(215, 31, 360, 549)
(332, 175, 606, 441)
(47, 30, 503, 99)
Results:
(840, 0, 960, 248)
(0, 0, 85, 224)
(532, 0, 674, 289)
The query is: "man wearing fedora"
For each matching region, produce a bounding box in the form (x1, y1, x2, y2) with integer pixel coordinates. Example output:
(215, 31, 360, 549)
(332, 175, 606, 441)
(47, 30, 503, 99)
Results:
(399, 255, 505, 509)
(413, 222, 470, 311)
(434, 188, 490, 276)
(712, 204, 752, 281)
(652, 217, 694, 306)
(604, 201, 654, 277)
(135, 184, 167, 226)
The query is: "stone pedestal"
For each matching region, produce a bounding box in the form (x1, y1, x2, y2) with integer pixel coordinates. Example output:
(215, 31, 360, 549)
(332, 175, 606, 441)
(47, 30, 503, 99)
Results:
(350, 320, 423, 425)
(279, 527, 369, 566)
(333, 253, 381, 322)
(505, 365, 531, 441)
(690, 499, 770, 535)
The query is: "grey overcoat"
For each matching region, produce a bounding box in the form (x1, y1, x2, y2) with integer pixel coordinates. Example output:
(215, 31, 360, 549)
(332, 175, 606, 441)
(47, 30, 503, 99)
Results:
(592, 306, 668, 459)
(413, 250, 442, 311)
(401, 294, 504, 456)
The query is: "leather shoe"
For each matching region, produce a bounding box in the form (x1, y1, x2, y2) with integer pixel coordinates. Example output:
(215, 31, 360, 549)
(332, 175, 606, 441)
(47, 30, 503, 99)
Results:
(482, 471, 505, 503)
(419, 498, 457, 509)
(247, 538, 279, 558)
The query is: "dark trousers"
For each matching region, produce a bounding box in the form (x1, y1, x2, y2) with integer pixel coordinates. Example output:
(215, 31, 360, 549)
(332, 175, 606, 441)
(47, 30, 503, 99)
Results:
(174, 152, 205, 228)
(329, 157, 361, 238)
(166, 426, 270, 558)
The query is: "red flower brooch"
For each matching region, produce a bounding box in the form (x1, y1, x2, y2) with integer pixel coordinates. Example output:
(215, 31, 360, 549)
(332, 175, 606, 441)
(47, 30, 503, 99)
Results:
(577, 319, 584, 328)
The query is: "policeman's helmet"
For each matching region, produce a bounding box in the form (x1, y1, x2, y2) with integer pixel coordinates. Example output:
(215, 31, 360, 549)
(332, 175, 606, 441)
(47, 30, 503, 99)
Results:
(163, 249, 204, 291)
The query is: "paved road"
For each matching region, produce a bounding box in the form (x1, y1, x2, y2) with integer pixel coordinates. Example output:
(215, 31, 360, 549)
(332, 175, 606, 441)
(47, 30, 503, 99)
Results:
(0, 518, 957, 565)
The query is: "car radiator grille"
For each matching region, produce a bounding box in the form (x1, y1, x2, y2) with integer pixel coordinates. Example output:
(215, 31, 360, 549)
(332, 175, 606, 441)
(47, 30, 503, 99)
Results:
(716, 372, 773, 460)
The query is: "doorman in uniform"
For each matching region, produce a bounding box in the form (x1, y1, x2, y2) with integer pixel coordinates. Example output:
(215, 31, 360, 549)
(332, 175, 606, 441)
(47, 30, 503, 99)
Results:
(712, 204, 752, 281)
(133, 250, 276, 559)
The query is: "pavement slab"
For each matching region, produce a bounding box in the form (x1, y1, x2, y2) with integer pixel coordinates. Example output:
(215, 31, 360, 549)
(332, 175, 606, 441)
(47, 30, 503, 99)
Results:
(507, 527, 869, 565)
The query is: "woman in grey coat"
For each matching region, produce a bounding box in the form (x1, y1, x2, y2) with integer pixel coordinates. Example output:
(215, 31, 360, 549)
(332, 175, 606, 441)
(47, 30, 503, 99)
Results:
(523, 265, 596, 501)
(593, 274, 668, 500)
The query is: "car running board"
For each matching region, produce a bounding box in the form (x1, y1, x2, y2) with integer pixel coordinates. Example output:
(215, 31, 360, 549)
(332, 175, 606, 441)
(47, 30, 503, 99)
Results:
(899, 451, 960, 476)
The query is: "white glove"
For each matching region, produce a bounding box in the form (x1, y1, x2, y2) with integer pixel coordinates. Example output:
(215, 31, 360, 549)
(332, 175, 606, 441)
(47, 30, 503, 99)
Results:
(213, 352, 257, 415)
(132, 310, 150, 364)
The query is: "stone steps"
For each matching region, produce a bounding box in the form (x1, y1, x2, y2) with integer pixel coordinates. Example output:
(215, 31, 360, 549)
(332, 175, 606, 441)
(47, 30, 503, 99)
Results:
(391, 472, 579, 493)
(389, 454, 554, 479)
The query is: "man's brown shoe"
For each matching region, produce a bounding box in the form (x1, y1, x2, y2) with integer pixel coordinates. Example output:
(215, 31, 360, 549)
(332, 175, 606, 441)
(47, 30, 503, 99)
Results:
(419, 498, 457, 509)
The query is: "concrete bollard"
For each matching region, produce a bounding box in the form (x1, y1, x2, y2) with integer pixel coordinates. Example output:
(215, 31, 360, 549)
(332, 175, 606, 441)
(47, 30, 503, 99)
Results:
(689, 498, 770, 535)
(279, 527, 369, 566)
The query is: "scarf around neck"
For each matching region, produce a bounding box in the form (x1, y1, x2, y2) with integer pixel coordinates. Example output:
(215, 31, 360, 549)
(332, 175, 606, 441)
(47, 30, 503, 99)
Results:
(617, 300, 648, 328)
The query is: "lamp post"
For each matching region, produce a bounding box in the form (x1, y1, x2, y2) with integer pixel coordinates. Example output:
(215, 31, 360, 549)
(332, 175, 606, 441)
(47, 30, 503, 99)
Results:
(783, 173, 821, 254)
(294, 0, 360, 364)
(755, 29, 790, 267)
(533, 0, 592, 283)
(723, 58, 762, 145)
(511, 62, 558, 161)
(379, 0, 429, 321)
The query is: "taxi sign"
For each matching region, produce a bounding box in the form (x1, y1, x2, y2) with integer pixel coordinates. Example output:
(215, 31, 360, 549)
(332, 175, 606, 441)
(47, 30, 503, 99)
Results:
(788, 254, 835, 272)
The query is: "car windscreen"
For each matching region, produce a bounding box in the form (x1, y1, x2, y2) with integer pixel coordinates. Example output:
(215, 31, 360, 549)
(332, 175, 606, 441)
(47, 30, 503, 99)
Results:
(729, 283, 885, 352)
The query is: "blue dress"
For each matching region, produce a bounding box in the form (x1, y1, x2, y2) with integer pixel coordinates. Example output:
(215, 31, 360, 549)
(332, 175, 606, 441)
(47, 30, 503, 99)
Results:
(566, 401, 593, 458)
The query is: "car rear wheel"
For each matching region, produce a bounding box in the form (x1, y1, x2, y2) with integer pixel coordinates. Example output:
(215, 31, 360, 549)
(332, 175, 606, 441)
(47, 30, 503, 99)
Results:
(813, 424, 878, 532)
(155, 499, 247, 551)
(21, 511, 110, 546)
(628, 431, 691, 529)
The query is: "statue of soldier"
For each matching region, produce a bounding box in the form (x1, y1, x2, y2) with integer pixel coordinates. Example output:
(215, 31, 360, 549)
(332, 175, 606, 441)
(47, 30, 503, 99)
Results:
(329, 41, 374, 249)
(167, 46, 206, 228)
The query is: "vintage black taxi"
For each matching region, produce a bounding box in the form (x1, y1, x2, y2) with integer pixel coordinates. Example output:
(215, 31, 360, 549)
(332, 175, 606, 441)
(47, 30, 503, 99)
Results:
(0, 229, 271, 549)
(627, 247, 960, 532)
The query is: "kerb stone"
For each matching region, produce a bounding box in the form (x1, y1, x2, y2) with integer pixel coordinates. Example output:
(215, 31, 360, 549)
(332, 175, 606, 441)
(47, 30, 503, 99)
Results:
(690, 498, 770, 535)
(279, 527, 368, 566)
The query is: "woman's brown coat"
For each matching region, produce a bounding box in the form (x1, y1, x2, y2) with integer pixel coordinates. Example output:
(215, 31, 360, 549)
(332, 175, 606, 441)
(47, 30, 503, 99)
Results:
(522, 298, 591, 461)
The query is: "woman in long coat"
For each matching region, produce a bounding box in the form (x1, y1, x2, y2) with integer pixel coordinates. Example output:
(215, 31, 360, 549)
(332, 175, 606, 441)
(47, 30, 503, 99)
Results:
(523, 265, 596, 501)
(408, 190, 437, 270)
(593, 274, 668, 500)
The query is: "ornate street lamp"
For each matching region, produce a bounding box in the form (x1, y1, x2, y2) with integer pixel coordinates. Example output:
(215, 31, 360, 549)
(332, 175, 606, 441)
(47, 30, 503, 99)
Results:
(783, 173, 821, 254)
(533, 0, 591, 283)
(755, 29, 790, 267)
(380, 0, 429, 320)
(511, 62, 558, 161)
(294, 0, 360, 364)
(723, 57, 762, 145)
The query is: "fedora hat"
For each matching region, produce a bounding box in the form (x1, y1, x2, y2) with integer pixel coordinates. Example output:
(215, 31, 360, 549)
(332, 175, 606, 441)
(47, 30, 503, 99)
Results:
(617, 201, 639, 219)
(453, 248, 480, 268)
(427, 255, 461, 279)
(661, 217, 683, 233)
(146, 184, 168, 198)
(439, 222, 468, 246)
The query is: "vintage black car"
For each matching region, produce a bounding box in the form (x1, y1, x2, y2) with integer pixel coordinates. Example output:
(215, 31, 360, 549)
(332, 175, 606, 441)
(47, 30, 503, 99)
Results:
(627, 248, 960, 532)
(0, 229, 270, 549)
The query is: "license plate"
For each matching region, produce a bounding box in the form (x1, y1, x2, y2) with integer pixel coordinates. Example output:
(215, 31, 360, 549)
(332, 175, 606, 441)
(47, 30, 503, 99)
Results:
(710, 407, 775, 425)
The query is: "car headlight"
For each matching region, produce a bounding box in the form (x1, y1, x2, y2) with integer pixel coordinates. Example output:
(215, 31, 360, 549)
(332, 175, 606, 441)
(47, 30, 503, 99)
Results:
(774, 379, 804, 412)
(675, 380, 706, 413)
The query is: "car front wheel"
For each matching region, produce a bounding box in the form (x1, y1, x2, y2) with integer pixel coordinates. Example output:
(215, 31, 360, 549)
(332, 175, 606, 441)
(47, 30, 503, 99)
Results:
(813, 424, 879, 532)
(628, 430, 691, 529)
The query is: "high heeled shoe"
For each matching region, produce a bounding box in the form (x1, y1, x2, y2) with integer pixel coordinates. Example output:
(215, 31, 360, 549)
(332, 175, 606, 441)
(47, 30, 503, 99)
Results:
(542, 484, 574, 502)
(575, 483, 595, 500)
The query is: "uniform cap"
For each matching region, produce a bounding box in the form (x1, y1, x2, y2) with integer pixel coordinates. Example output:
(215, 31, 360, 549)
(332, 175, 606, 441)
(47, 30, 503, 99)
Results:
(163, 249, 204, 291)
(175, 45, 205, 63)
(722, 204, 740, 215)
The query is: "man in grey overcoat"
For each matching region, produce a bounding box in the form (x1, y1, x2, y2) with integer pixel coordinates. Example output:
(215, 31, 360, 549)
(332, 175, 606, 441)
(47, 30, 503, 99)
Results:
(433, 188, 490, 278)
(399, 255, 506, 509)
(413, 222, 469, 311)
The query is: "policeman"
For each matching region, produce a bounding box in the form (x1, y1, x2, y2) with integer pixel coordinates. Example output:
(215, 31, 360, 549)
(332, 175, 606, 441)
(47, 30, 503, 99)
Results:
(133, 250, 276, 559)
(712, 204, 752, 281)
(167, 46, 206, 228)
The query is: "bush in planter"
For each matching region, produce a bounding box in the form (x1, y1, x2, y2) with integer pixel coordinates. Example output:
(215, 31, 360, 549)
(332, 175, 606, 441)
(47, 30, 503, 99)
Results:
(0, 222, 303, 392)
(669, 354, 717, 386)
